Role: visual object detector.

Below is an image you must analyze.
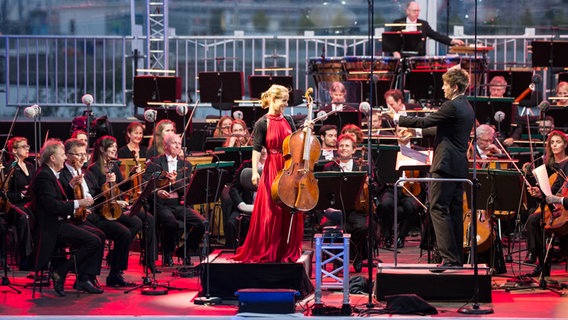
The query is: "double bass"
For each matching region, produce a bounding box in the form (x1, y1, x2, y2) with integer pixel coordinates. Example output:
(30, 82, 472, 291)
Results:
(271, 88, 320, 212)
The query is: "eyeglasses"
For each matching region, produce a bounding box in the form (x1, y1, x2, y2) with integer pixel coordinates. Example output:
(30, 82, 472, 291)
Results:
(68, 152, 88, 158)
(17, 145, 30, 150)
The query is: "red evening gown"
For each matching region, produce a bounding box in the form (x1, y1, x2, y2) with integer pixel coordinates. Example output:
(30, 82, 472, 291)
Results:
(231, 114, 304, 262)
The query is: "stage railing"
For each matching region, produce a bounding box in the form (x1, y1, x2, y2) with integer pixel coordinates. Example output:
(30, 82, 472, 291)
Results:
(0, 32, 555, 114)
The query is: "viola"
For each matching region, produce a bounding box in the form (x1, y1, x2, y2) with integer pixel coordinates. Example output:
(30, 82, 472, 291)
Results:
(100, 161, 123, 220)
(462, 192, 494, 253)
(271, 88, 320, 212)
(0, 162, 17, 213)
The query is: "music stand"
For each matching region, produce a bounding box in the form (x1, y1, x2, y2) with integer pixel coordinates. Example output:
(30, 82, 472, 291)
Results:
(133, 75, 182, 108)
(320, 110, 361, 130)
(213, 146, 253, 171)
(203, 137, 226, 151)
(531, 40, 568, 68)
(126, 173, 182, 295)
(249, 75, 293, 100)
(198, 72, 244, 114)
(487, 70, 532, 100)
(467, 97, 514, 136)
(187, 161, 233, 305)
(381, 31, 422, 56)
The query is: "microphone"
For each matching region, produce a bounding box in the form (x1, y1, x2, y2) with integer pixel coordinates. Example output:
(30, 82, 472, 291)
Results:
(81, 94, 94, 106)
(537, 100, 550, 113)
(144, 109, 157, 123)
(233, 110, 244, 120)
(176, 104, 188, 116)
(494, 111, 505, 123)
(24, 104, 40, 118)
(359, 101, 371, 114)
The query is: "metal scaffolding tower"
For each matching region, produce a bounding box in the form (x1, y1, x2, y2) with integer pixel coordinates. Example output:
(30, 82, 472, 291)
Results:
(145, 0, 169, 71)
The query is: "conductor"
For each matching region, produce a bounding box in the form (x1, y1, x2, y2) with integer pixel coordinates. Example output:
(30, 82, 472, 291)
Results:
(390, 1, 464, 58)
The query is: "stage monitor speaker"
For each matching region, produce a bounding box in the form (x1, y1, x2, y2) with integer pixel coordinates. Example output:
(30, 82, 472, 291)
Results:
(133, 76, 182, 107)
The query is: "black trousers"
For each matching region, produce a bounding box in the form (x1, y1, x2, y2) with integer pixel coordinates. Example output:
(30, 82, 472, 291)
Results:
(88, 213, 141, 274)
(429, 172, 464, 265)
(526, 209, 545, 265)
(379, 187, 422, 239)
(156, 198, 206, 255)
(55, 221, 104, 281)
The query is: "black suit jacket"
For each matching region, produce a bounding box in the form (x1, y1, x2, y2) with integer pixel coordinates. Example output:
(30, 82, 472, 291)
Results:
(390, 17, 452, 56)
(29, 164, 76, 269)
(59, 165, 97, 201)
(229, 160, 254, 208)
(399, 95, 475, 178)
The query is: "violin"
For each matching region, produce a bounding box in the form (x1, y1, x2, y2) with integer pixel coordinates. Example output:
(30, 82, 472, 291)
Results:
(129, 150, 143, 204)
(100, 160, 123, 220)
(71, 161, 88, 223)
(271, 88, 320, 212)
(401, 170, 421, 197)
(0, 162, 17, 213)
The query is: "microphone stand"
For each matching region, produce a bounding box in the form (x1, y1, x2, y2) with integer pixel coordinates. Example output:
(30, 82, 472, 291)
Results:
(458, 0, 493, 313)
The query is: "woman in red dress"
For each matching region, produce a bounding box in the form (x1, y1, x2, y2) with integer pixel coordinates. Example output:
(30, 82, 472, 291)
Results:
(232, 84, 303, 262)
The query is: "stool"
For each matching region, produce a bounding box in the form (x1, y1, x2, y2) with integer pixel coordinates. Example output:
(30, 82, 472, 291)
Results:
(314, 229, 350, 309)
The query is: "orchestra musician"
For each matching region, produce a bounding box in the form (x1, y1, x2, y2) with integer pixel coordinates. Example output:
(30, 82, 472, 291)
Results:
(213, 115, 234, 138)
(389, 1, 464, 58)
(525, 130, 568, 276)
(29, 139, 103, 296)
(322, 134, 373, 272)
(86, 136, 145, 286)
(384, 66, 475, 271)
(147, 119, 176, 158)
(468, 124, 504, 167)
(378, 127, 425, 249)
(555, 81, 568, 106)
(58, 138, 107, 288)
(143, 133, 206, 266)
(223, 119, 252, 147)
(319, 124, 337, 160)
(117, 122, 147, 159)
(231, 84, 303, 263)
(488, 76, 508, 98)
(3, 137, 35, 270)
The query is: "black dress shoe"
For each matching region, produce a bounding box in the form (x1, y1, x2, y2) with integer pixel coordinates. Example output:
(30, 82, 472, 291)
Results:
(163, 254, 174, 267)
(147, 265, 162, 274)
(397, 237, 405, 248)
(524, 252, 536, 264)
(106, 273, 136, 287)
(429, 261, 463, 273)
(50, 271, 66, 297)
(77, 280, 104, 294)
(353, 259, 363, 273)
(384, 237, 393, 248)
(526, 264, 550, 277)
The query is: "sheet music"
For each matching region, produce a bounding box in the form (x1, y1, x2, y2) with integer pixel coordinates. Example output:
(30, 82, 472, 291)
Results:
(396, 145, 433, 170)
(532, 164, 552, 196)
(395, 145, 432, 170)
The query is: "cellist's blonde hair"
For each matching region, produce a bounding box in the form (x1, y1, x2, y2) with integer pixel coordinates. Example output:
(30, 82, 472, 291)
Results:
(260, 84, 289, 109)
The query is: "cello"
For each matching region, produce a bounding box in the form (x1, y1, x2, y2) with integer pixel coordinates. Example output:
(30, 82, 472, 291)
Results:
(271, 88, 321, 212)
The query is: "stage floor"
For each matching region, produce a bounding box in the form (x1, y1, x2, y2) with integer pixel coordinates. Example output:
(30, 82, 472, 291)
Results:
(1, 233, 568, 319)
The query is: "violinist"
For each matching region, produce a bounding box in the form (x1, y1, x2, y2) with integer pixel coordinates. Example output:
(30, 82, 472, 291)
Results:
(231, 84, 303, 263)
(223, 119, 252, 147)
(86, 136, 145, 286)
(468, 124, 504, 168)
(525, 130, 568, 277)
(143, 133, 206, 266)
(319, 124, 337, 160)
(29, 139, 103, 296)
(322, 134, 371, 272)
(147, 119, 176, 158)
(3, 137, 35, 270)
(58, 138, 107, 288)
(213, 115, 234, 138)
(378, 127, 425, 249)
(117, 122, 148, 159)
